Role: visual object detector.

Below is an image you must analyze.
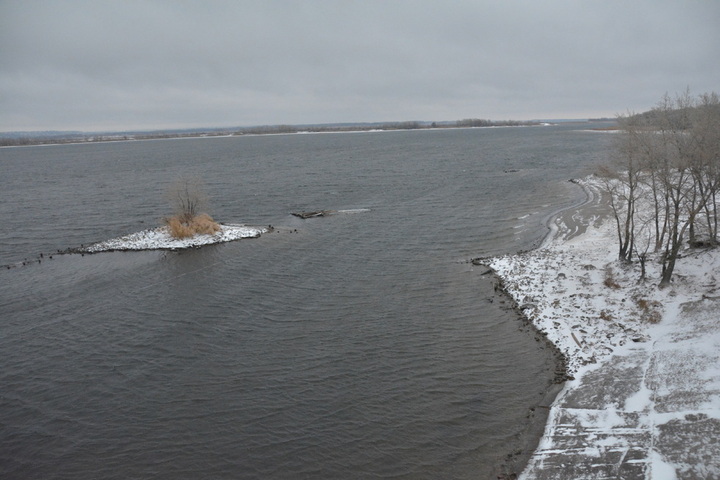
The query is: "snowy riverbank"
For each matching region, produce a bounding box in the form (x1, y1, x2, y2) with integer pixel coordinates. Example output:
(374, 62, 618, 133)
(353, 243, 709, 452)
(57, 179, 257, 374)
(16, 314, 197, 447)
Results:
(488, 177, 720, 479)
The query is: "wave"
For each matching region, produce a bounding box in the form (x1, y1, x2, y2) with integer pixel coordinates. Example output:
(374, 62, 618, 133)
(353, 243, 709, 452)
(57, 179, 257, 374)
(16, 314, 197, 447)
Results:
(336, 208, 371, 214)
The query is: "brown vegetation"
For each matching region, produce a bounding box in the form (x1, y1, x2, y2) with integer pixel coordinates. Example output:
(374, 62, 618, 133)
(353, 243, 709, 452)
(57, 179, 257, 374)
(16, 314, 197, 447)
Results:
(635, 297, 663, 323)
(164, 176, 220, 239)
(165, 213, 221, 239)
(604, 270, 621, 289)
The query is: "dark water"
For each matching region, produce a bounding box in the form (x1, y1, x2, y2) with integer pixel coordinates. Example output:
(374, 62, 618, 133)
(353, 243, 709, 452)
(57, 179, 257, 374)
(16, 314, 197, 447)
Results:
(0, 125, 611, 479)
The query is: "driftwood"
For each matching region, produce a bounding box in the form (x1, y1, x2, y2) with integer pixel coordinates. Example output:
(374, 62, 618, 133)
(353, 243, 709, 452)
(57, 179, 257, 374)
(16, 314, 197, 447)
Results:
(291, 210, 335, 219)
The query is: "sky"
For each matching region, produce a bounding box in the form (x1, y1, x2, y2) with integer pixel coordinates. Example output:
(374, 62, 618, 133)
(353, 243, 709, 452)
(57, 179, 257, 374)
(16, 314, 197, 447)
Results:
(1, 0, 719, 132)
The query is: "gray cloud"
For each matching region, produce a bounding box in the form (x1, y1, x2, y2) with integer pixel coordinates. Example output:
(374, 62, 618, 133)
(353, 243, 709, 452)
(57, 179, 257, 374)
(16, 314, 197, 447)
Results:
(1, 0, 719, 131)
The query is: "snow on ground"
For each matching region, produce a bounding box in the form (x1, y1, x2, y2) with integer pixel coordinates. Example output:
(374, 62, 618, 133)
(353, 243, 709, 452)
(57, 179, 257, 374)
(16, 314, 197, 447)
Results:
(488, 177, 720, 479)
(80, 224, 267, 253)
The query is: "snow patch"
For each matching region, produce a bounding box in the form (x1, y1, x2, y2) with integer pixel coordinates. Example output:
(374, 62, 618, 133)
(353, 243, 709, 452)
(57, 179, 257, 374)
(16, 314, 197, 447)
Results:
(81, 224, 267, 253)
(649, 450, 679, 480)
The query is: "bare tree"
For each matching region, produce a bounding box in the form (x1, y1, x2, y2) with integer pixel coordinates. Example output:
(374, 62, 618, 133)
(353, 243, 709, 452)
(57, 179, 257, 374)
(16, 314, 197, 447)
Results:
(690, 92, 720, 245)
(599, 113, 645, 262)
(167, 176, 210, 223)
(632, 210, 656, 282)
(654, 92, 713, 286)
(608, 90, 720, 288)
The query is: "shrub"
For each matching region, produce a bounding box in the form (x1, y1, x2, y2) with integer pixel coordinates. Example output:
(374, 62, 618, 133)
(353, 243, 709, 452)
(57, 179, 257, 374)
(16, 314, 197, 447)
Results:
(166, 216, 193, 238)
(163, 176, 221, 239)
(189, 213, 221, 235)
(165, 213, 221, 239)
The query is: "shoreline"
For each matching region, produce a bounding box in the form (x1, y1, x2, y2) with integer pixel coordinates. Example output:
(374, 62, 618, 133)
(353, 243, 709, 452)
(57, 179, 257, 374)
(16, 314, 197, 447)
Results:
(487, 176, 720, 478)
(539, 178, 604, 248)
(483, 177, 597, 478)
(487, 286, 569, 479)
(481, 176, 616, 478)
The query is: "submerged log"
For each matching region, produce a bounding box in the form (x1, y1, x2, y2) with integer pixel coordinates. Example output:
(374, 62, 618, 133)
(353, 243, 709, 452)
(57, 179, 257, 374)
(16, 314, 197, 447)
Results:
(291, 210, 335, 219)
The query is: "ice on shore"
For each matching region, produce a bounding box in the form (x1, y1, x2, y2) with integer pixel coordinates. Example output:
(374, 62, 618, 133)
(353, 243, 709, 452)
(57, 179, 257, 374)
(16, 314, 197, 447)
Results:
(81, 224, 267, 253)
(488, 176, 720, 479)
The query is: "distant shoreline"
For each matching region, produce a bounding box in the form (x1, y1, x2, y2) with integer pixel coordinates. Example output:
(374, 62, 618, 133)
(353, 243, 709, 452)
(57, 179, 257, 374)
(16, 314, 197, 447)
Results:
(0, 119, 615, 148)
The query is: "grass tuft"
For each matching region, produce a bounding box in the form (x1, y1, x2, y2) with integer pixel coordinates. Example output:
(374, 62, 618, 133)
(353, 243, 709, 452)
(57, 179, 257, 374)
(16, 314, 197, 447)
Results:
(604, 275, 621, 289)
(636, 297, 663, 323)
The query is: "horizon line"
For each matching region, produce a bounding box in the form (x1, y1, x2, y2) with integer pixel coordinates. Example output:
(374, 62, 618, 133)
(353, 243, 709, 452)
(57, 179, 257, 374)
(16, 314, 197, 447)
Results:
(1, 117, 614, 136)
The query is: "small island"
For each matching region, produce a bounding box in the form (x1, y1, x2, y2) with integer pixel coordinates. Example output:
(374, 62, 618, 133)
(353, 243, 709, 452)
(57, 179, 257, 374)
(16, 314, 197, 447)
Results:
(78, 223, 268, 253)
(81, 177, 268, 253)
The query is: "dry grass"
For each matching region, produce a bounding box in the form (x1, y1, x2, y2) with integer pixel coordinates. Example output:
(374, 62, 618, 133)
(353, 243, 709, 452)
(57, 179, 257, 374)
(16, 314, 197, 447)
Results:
(165, 213, 221, 239)
(604, 275, 621, 289)
(636, 297, 663, 323)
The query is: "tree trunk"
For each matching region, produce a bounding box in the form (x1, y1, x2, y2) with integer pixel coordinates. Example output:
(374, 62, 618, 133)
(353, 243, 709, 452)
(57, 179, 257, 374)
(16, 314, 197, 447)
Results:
(660, 243, 680, 287)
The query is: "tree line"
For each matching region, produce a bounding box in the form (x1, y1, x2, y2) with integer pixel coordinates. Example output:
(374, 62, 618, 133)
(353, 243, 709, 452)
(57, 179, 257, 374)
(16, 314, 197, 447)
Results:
(599, 90, 720, 287)
(0, 118, 542, 147)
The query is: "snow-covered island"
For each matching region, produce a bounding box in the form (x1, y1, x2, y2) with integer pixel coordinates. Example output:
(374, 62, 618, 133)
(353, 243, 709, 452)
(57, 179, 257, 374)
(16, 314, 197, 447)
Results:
(486, 177, 720, 479)
(69, 176, 269, 254)
(79, 224, 268, 253)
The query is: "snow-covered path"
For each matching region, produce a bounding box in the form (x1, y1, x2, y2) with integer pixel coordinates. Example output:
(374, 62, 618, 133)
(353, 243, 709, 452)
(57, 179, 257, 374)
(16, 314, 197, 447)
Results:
(488, 178, 720, 479)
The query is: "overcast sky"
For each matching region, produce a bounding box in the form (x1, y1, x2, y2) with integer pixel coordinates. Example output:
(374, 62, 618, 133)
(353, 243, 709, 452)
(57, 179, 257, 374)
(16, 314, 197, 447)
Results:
(1, 0, 718, 132)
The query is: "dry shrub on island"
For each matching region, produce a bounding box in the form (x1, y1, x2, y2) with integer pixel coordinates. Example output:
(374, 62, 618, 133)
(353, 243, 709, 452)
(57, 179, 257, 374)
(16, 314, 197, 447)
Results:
(165, 213, 221, 239)
(164, 177, 221, 239)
